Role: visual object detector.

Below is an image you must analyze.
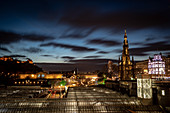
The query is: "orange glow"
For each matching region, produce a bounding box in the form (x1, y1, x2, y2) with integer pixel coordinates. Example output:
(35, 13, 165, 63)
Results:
(19, 73, 63, 79)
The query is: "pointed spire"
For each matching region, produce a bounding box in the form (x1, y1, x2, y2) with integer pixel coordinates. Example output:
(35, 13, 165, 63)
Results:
(132, 56, 134, 62)
(160, 52, 162, 56)
(124, 29, 127, 37)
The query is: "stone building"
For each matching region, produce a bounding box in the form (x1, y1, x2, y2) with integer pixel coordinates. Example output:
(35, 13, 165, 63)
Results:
(135, 60, 148, 74)
(148, 53, 165, 75)
(118, 30, 135, 80)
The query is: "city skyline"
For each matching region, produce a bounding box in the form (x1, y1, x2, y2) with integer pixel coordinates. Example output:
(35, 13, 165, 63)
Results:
(0, 0, 170, 71)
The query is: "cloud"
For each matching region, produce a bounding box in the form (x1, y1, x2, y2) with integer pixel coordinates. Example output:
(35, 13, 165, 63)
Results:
(129, 41, 170, 56)
(0, 47, 11, 53)
(130, 42, 143, 46)
(164, 36, 170, 40)
(129, 50, 150, 56)
(145, 37, 157, 41)
(60, 27, 96, 39)
(83, 55, 102, 58)
(114, 48, 148, 56)
(23, 47, 42, 53)
(61, 56, 76, 60)
(22, 34, 55, 42)
(41, 55, 53, 57)
(87, 39, 121, 47)
(40, 42, 97, 52)
(163, 52, 170, 57)
(115, 39, 170, 57)
(36, 58, 118, 72)
(4, 54, 26, 57)
(97, 51, 110, 54)
(0, 31, 55, 44)
(59, 6, 170, 32)
(144, 35, 158, 42)
(69, 58, 118, 64)
(145, 41, 170, 50)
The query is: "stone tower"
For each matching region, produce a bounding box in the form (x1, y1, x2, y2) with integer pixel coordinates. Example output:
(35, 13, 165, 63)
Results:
(118, 30, 135, 80)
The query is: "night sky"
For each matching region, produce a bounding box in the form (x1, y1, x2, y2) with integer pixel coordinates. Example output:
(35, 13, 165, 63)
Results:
(0, 0, 170, 72)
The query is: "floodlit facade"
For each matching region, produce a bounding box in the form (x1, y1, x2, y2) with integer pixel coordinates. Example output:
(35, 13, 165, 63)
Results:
(148, 53, 165, 74)
(137, 75, 152, 99)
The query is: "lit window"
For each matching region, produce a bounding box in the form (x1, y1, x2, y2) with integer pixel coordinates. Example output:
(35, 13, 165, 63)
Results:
(162, 90, 165, 96)
(42, 74, 45, 77)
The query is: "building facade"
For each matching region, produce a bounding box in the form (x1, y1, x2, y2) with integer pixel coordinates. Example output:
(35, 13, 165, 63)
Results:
(148, 53, 165, 75)
(135, 60, 148, 74)
(108, 60, 113, 73)
(165, 56, 170, 75)
(118, 30, 135, 80)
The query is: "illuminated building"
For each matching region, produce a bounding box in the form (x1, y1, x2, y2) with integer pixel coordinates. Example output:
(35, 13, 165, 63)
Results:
(148, 53, 165, 74)
(135, 60, 148, 74)
(19, 72, 63, 79)
(137, 74, 152, 99)
(135, 55, 169, 76)
(108, 60, 113, 73)
(165, 56, 170, 75)
(0, 56, 13, 61)
(118, 30, 135, 80)
(0, 56, 33, 64)
(27, 58, 33, 64)
(21, 59, 33, 64)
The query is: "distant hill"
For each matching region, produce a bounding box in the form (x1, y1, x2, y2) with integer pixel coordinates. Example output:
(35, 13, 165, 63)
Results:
(0, 60, 42, 74)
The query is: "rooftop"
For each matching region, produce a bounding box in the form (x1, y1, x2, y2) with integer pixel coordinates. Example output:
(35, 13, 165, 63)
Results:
(0, 87, 164, 112)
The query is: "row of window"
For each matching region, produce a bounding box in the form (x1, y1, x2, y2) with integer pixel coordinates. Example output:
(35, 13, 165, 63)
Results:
(14, 81, 43, 84)
(148, 64, 165, 68)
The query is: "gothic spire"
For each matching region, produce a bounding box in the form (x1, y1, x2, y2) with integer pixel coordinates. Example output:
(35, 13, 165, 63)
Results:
(124, 29, 127, 38)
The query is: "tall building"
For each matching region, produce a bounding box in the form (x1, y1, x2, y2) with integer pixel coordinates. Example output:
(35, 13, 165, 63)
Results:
(108, 60, 113, 73)
(148, 53, 165, 74)
(118, 30, 135, 80)
(165, 56, 170, 75)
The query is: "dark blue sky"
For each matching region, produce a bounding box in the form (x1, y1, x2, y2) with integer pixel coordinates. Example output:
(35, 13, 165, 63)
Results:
(0, 0, 170, 72)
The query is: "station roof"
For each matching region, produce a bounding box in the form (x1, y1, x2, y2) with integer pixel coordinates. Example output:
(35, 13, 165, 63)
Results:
(0, 87, 164, 112)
